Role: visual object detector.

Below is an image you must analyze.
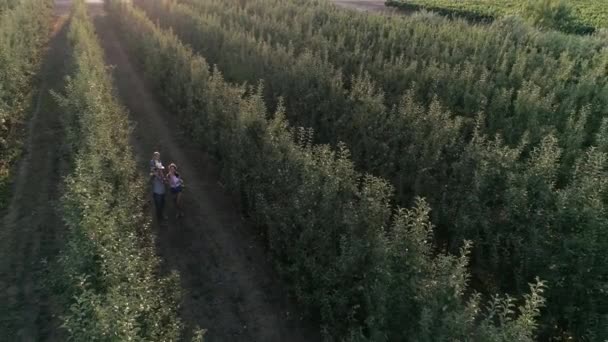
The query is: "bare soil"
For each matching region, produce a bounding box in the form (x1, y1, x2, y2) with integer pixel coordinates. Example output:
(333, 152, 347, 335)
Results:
(0, 6, 70, 342)
(91, 6, 320, 342)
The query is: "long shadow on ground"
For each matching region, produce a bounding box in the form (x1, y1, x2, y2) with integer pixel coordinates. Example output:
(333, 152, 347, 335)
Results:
(0, 9, 71, 342)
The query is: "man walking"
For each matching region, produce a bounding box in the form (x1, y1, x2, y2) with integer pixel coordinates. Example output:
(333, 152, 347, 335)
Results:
(151, 164, 167, 222)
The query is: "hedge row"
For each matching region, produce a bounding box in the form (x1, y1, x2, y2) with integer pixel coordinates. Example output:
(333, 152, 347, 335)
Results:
(177, 0, 608, 143)
(106, 1, 547, 341)
(135, 0, 608, 338)
(53, 1, 185, 339)
(0, 0, 51, 209)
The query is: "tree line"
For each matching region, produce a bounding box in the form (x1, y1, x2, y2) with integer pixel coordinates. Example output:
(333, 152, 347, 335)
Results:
(0, 0, 51, 208)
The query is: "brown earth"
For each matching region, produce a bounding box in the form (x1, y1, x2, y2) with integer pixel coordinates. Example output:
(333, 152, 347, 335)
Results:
(0, 4, 70, 341)
(90, 5, 320, 342)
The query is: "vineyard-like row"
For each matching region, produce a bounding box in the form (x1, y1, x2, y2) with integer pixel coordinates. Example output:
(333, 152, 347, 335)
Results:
(386, 0, 608, 32)
(0, 0, 51, 208)
(176, 0, 608, 130)
(135, 0, 607, 339)
(107, 1, 548, 340)
(52, 1, 185, 339)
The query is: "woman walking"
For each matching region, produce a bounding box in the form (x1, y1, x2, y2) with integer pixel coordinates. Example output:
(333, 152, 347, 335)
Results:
(167, 163, 184, 218)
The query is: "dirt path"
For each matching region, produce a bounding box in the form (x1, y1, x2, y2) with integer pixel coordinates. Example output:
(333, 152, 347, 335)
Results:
(331, 0, 394, 13)
(0, 4, 70, 341)
(91, 6, 319, 342)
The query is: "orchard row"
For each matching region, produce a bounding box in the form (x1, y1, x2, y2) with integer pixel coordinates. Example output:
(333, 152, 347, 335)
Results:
(137, 0, 608, 339)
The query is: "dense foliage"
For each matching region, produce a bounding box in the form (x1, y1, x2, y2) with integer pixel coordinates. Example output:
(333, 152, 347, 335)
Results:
(523, 0, 582, 32)
(140, 0, 608, 339)
(0, 0, 21, 12)
(52, 1, 184, 339)
(107, 1, 549, 341)
(0, 0, 51, 208)
(386, 0, 607, 33)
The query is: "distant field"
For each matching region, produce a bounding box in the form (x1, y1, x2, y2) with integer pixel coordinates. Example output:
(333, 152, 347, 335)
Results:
(386, 0, 608, 30)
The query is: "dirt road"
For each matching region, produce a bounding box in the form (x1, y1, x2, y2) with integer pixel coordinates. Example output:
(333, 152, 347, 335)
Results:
(91, 6, 319, 342)
(332, 0, 393, 12)
(0, 5, 70, 341)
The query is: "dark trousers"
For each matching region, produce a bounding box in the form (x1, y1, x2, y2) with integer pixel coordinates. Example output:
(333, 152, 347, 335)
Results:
(153, 193, 165, 220)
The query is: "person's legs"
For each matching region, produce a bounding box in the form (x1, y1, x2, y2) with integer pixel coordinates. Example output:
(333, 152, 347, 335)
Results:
(153, 193, 165, 220)
(170, 187, 183, 218)
(176, 192, 183, 217)
(159, 194, 166, 219)
(153, 193, 160, 220)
